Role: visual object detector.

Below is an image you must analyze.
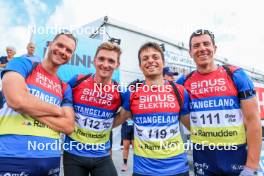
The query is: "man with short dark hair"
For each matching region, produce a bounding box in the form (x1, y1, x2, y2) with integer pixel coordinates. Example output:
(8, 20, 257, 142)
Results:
(0, 32, 76, 175)
(63, 42, 122, 176)
(113, 42, 190, 176)
(182, 29, 261, 176)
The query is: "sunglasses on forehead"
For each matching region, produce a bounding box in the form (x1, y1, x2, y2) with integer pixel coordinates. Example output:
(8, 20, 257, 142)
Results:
(54, 29, 78, 44)
(59, 29, 74, 35)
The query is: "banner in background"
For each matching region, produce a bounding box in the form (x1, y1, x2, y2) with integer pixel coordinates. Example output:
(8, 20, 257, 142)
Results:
(164, 50, 195, 74)
(255, 83, 264, 120)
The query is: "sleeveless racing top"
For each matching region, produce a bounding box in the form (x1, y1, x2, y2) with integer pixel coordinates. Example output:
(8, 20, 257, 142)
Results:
(64, 74, 122, 157)
(123, 81, 190, 175)
(0, 57, 72, 158)
(184, 66, 255, 146)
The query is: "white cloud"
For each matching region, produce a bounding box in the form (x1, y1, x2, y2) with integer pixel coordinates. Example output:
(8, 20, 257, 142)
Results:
(0, 0, 49, 56)
(213, 1, 264, 71)
(45, 0, 264, 70)
(24, 0, 48, 25)
(1, 0, 263, 71)
(0, 26, 31, 56)
(0, 1, 12, 27)
(0, 1, 31, 56)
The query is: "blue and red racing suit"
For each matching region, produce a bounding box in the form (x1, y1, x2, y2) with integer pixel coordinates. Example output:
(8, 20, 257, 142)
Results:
(123, 80, 190, 175)
(182, 66, 256, 175)
(0, 57, 72, 175)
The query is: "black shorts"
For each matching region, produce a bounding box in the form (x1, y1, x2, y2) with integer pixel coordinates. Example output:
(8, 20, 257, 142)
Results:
(121, 122, 134, 140)
(63, 151, 117, 176)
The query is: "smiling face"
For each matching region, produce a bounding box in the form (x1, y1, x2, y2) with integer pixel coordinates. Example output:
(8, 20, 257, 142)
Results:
(139, 47, 164, 78)
(189, 34, 217, 70)
(47, 34, 76, 67)
(94, 49, 120, 80)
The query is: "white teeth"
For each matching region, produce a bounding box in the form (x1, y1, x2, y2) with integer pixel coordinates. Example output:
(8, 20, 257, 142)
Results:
(147, 66, 156, 69)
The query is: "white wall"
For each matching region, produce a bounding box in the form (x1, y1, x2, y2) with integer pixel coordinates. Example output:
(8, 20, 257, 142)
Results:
(105, 24, 192, 84)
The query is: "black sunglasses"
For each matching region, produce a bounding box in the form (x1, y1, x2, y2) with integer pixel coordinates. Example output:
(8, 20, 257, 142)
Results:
(54, 29, 78, 45)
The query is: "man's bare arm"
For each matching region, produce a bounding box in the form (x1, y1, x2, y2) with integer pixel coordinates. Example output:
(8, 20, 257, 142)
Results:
(37, 106, 75, 135)
(112, 108, 132, 128)
(180, 114, 190, 130)
(0, 63, 6, 68)
(241, 97, 262, 170)
(2, 71, 64, 117)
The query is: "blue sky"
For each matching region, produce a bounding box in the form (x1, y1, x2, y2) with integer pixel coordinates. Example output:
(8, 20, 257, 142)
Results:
(2, 0, 60, 26)
(0, 0, 61, 57)
(1, 0, 264, 72)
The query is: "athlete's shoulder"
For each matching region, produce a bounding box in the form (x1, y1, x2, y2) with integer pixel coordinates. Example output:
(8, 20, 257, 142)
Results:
(222, 65, 249, 81)
(2, 57, 34, 78)
(127, 79, 144, 92)
(77, 74, 91, 79)
(61, 79, 70, 88)
(9, 56, 33, 65)
(68, 74, 91, 88)
(173, 82, 185, 92)
(222, 64, 241, 73)
(176, 74, 186, 85)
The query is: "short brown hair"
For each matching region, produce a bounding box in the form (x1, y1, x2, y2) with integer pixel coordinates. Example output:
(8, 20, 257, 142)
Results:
(95, 42, 122, 61)
(53, 31, 78, 46)
(138, 42, 164, 65)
